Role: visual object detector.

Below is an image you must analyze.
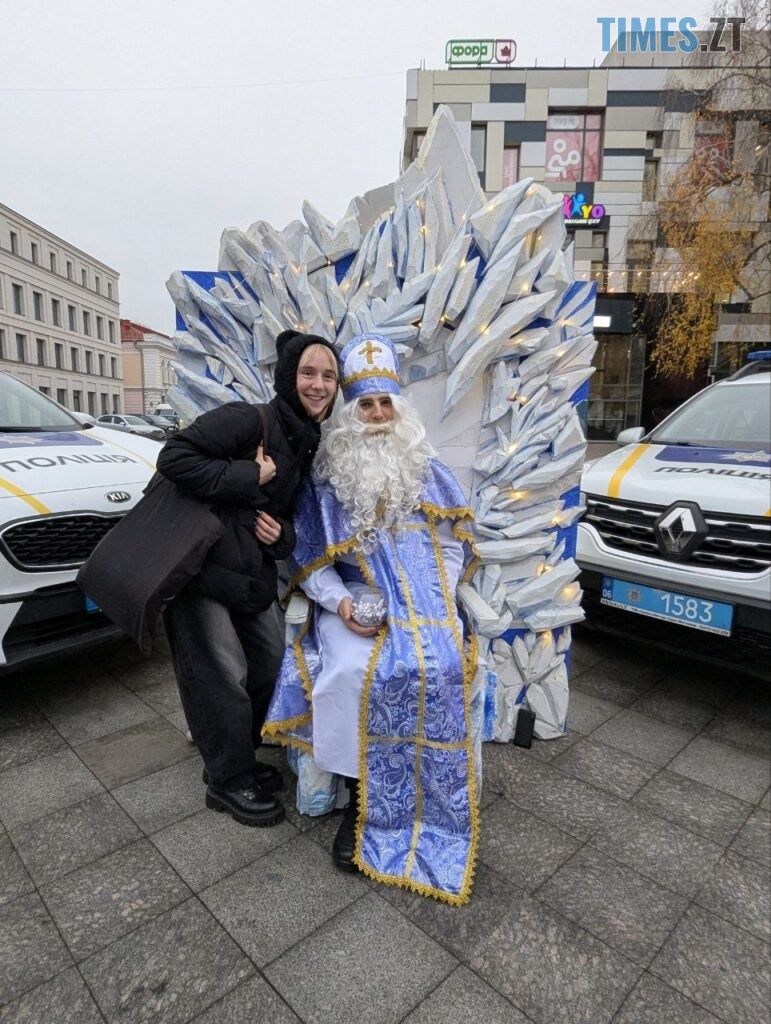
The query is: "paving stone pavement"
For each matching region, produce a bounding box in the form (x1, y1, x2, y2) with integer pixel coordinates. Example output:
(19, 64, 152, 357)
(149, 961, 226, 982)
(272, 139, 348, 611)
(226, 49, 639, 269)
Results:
(0, 628, 768, 1024)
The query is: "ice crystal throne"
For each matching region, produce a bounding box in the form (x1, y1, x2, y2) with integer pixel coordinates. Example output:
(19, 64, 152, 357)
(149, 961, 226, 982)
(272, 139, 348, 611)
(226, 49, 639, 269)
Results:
(166, 106, 596, 804)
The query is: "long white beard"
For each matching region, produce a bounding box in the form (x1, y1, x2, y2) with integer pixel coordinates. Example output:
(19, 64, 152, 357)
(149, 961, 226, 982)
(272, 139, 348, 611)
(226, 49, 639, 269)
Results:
(313, 399, 433, 549)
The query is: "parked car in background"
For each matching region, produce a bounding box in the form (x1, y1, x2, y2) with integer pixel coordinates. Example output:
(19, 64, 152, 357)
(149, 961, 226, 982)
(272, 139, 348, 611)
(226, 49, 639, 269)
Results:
(578, 352, 771, 669)
(0, 373, 161, 670)
(95, 413, 166, 441)
(135, 413, 177, 435)
(153, 404, 180, 428)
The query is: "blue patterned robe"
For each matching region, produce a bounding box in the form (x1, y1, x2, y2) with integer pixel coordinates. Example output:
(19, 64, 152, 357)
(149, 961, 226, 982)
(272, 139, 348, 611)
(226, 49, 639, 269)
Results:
(263, 458, 480, 905)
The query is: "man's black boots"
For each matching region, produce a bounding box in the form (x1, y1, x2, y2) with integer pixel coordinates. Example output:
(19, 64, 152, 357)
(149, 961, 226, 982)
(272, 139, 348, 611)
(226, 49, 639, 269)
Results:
(202, 761, 284, 793)
(206, 772, 284, 827)
(332, 777, 360, 872)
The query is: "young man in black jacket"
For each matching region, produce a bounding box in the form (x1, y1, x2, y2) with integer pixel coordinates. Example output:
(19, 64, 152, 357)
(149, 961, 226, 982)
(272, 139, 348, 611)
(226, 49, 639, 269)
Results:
(157, 331, 339, 826)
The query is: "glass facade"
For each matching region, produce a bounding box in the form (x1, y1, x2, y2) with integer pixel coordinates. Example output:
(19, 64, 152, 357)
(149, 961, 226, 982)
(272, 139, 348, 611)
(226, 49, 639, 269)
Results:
(587, 334, 645, 440)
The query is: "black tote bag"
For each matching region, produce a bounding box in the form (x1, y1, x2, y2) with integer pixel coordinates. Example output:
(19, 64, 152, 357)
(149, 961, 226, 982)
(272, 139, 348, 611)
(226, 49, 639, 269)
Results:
(77, 473, 225, 654)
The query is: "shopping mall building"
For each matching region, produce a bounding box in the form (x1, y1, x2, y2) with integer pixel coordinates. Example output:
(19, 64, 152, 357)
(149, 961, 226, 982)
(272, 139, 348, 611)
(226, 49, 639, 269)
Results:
(402, 43, 769, 440)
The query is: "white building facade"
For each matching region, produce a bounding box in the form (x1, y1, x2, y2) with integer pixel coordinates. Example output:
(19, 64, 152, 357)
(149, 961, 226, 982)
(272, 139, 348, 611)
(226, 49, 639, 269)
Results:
(0, 203, 123, 416)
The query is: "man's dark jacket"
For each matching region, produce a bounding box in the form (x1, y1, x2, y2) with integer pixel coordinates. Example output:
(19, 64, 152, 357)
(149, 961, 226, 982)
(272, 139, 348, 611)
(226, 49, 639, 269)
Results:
(155, 395, 319, 611)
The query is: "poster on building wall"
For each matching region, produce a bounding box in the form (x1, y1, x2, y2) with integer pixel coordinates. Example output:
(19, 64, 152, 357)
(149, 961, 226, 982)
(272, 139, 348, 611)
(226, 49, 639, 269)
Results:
(545, 114, 602, 182)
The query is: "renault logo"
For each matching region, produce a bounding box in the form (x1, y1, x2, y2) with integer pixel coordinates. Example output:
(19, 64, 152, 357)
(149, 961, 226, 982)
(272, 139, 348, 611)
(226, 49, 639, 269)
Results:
(105, 491, 131, 504)
(654, 502, 707, 560)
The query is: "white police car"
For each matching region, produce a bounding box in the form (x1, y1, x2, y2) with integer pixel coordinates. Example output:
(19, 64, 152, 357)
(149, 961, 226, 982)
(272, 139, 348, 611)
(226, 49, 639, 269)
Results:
(578, 353, 771, 661)
(0, 373, 160, 670)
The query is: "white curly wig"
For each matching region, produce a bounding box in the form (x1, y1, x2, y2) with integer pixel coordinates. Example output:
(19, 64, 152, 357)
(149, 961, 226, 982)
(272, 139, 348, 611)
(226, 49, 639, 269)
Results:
(313, 393, 435, 548)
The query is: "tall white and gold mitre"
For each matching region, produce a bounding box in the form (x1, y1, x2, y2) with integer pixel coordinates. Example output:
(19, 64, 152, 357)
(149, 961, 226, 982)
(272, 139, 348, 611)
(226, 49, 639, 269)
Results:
(339, 333, 401, 402)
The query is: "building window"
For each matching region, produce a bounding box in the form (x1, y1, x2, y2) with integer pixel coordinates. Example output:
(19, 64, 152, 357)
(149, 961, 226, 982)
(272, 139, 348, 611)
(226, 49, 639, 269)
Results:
(36, 338, 46, 366)
(51, 298, 61, 326)
(107, 281, 113, 300)
(73, 390, 82, 411)
(98, 354, 105, 376)
(545, 112, 603, 182)
(16, 334, 26, 362)
(100, 393, 108, 414)
(470, 125, 487, 188)
(87, 392, 96, 416)
(9, 231, 18, 254)
(502, 145, 520, 189)
(71, 347, 79, 372)
(627, 241, 655, 291)
(95, 275, 101, 294)
(0, 274, 3, 309)
(54, 343, 63, 368)
(85, 350, 94, 375)
(590, 261, 607, 290)
(96, 316, 104, 340)
(31, 242, 39, 264)
(587, 334, 645, 441)
(642, 158, 659, 201)
(753, 122, 770, 190)
(112, 394, 120, 413)
(411, 131, 426, 162)
(56, 388, 66, 406)
(68, 304, 77, 331)
(108, 320, 115, 343)
(110, 357, 118, 378)
(81, 268, 88, 288)
(646, 130, 663, 150)
(592, 231, 607, 249)
(33, 291, 44, 321)
(39, 386, 50, 396)
(83, 311, 91, 336)
(0, 329, 4, 359)
(12, 284, 24, 315)
(66, 260, 73, 280)
(694, 115, 735, 180)
(49, 251, 57, 273)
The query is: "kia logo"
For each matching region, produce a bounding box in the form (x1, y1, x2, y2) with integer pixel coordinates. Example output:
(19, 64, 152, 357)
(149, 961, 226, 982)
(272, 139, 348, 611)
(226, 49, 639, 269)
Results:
(105, 491, 131, 504)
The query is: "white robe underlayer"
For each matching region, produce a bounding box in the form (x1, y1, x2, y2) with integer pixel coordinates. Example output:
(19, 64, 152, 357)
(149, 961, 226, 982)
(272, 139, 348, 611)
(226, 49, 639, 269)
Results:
(301, 520, 465, 778)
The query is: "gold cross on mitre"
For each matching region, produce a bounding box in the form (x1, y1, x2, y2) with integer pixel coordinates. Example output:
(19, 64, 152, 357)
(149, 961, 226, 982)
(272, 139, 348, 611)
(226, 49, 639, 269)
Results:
(358, 340, 382, 366)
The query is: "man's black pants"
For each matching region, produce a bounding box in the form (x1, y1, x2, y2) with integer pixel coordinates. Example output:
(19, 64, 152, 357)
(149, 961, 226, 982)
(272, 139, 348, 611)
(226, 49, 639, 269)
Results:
(163, 588, 285, 788)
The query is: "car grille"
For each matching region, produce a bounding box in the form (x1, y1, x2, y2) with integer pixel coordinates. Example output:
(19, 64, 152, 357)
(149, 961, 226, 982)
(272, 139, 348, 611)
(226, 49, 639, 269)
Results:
(584, 496, 771, 574)
(0, 513, 123, 571)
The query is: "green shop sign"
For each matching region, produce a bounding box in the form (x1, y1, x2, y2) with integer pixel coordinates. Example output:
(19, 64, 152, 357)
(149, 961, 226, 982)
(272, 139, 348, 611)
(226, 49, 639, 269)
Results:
(445, 39, 516, 65)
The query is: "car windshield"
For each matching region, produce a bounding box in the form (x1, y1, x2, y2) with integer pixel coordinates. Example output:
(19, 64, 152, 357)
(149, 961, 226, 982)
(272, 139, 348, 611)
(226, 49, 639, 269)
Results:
(123, 415, 149, 425)
(650, 381, 771, 450)
(0, 373, 82, 432)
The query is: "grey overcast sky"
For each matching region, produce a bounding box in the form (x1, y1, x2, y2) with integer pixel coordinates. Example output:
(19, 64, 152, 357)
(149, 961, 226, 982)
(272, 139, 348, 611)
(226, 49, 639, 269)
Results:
(1, 0, 710, 332)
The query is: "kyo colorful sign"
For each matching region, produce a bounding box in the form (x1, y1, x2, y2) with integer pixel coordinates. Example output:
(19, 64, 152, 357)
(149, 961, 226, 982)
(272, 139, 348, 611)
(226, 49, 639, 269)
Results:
(563, 192, 607, 227)
(445, 39, 516, 65)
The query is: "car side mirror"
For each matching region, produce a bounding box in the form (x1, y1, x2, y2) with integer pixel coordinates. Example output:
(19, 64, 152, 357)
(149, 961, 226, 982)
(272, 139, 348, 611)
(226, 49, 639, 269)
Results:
(616, 426, 645, 446)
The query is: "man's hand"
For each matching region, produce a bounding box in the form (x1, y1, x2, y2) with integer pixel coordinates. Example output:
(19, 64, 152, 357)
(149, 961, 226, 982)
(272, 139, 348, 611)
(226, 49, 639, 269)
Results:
(338, 596, 380, 637)
(254, 510, 282, 545)
(254, 444, 276, 484)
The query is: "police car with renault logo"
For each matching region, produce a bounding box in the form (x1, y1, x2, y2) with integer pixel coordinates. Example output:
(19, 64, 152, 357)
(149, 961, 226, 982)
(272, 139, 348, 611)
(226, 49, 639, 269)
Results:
(578, 352, 771, 665)
(0, 372, 160, 670)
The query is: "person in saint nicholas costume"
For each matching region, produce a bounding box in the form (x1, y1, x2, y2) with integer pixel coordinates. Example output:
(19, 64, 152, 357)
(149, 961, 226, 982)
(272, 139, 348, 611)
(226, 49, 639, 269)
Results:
(263, 332, 480, 906)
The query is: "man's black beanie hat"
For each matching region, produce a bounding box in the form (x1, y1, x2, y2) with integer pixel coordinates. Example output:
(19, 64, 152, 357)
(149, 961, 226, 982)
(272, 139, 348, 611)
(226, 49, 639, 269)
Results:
(273, 329, 340, 415)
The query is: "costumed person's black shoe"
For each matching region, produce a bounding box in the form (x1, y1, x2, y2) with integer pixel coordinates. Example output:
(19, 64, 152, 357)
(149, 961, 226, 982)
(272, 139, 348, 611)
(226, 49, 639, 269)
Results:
(205, 780, 285, 827)
(202, 761, 284, 793)
(332, 778, 360, 872)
